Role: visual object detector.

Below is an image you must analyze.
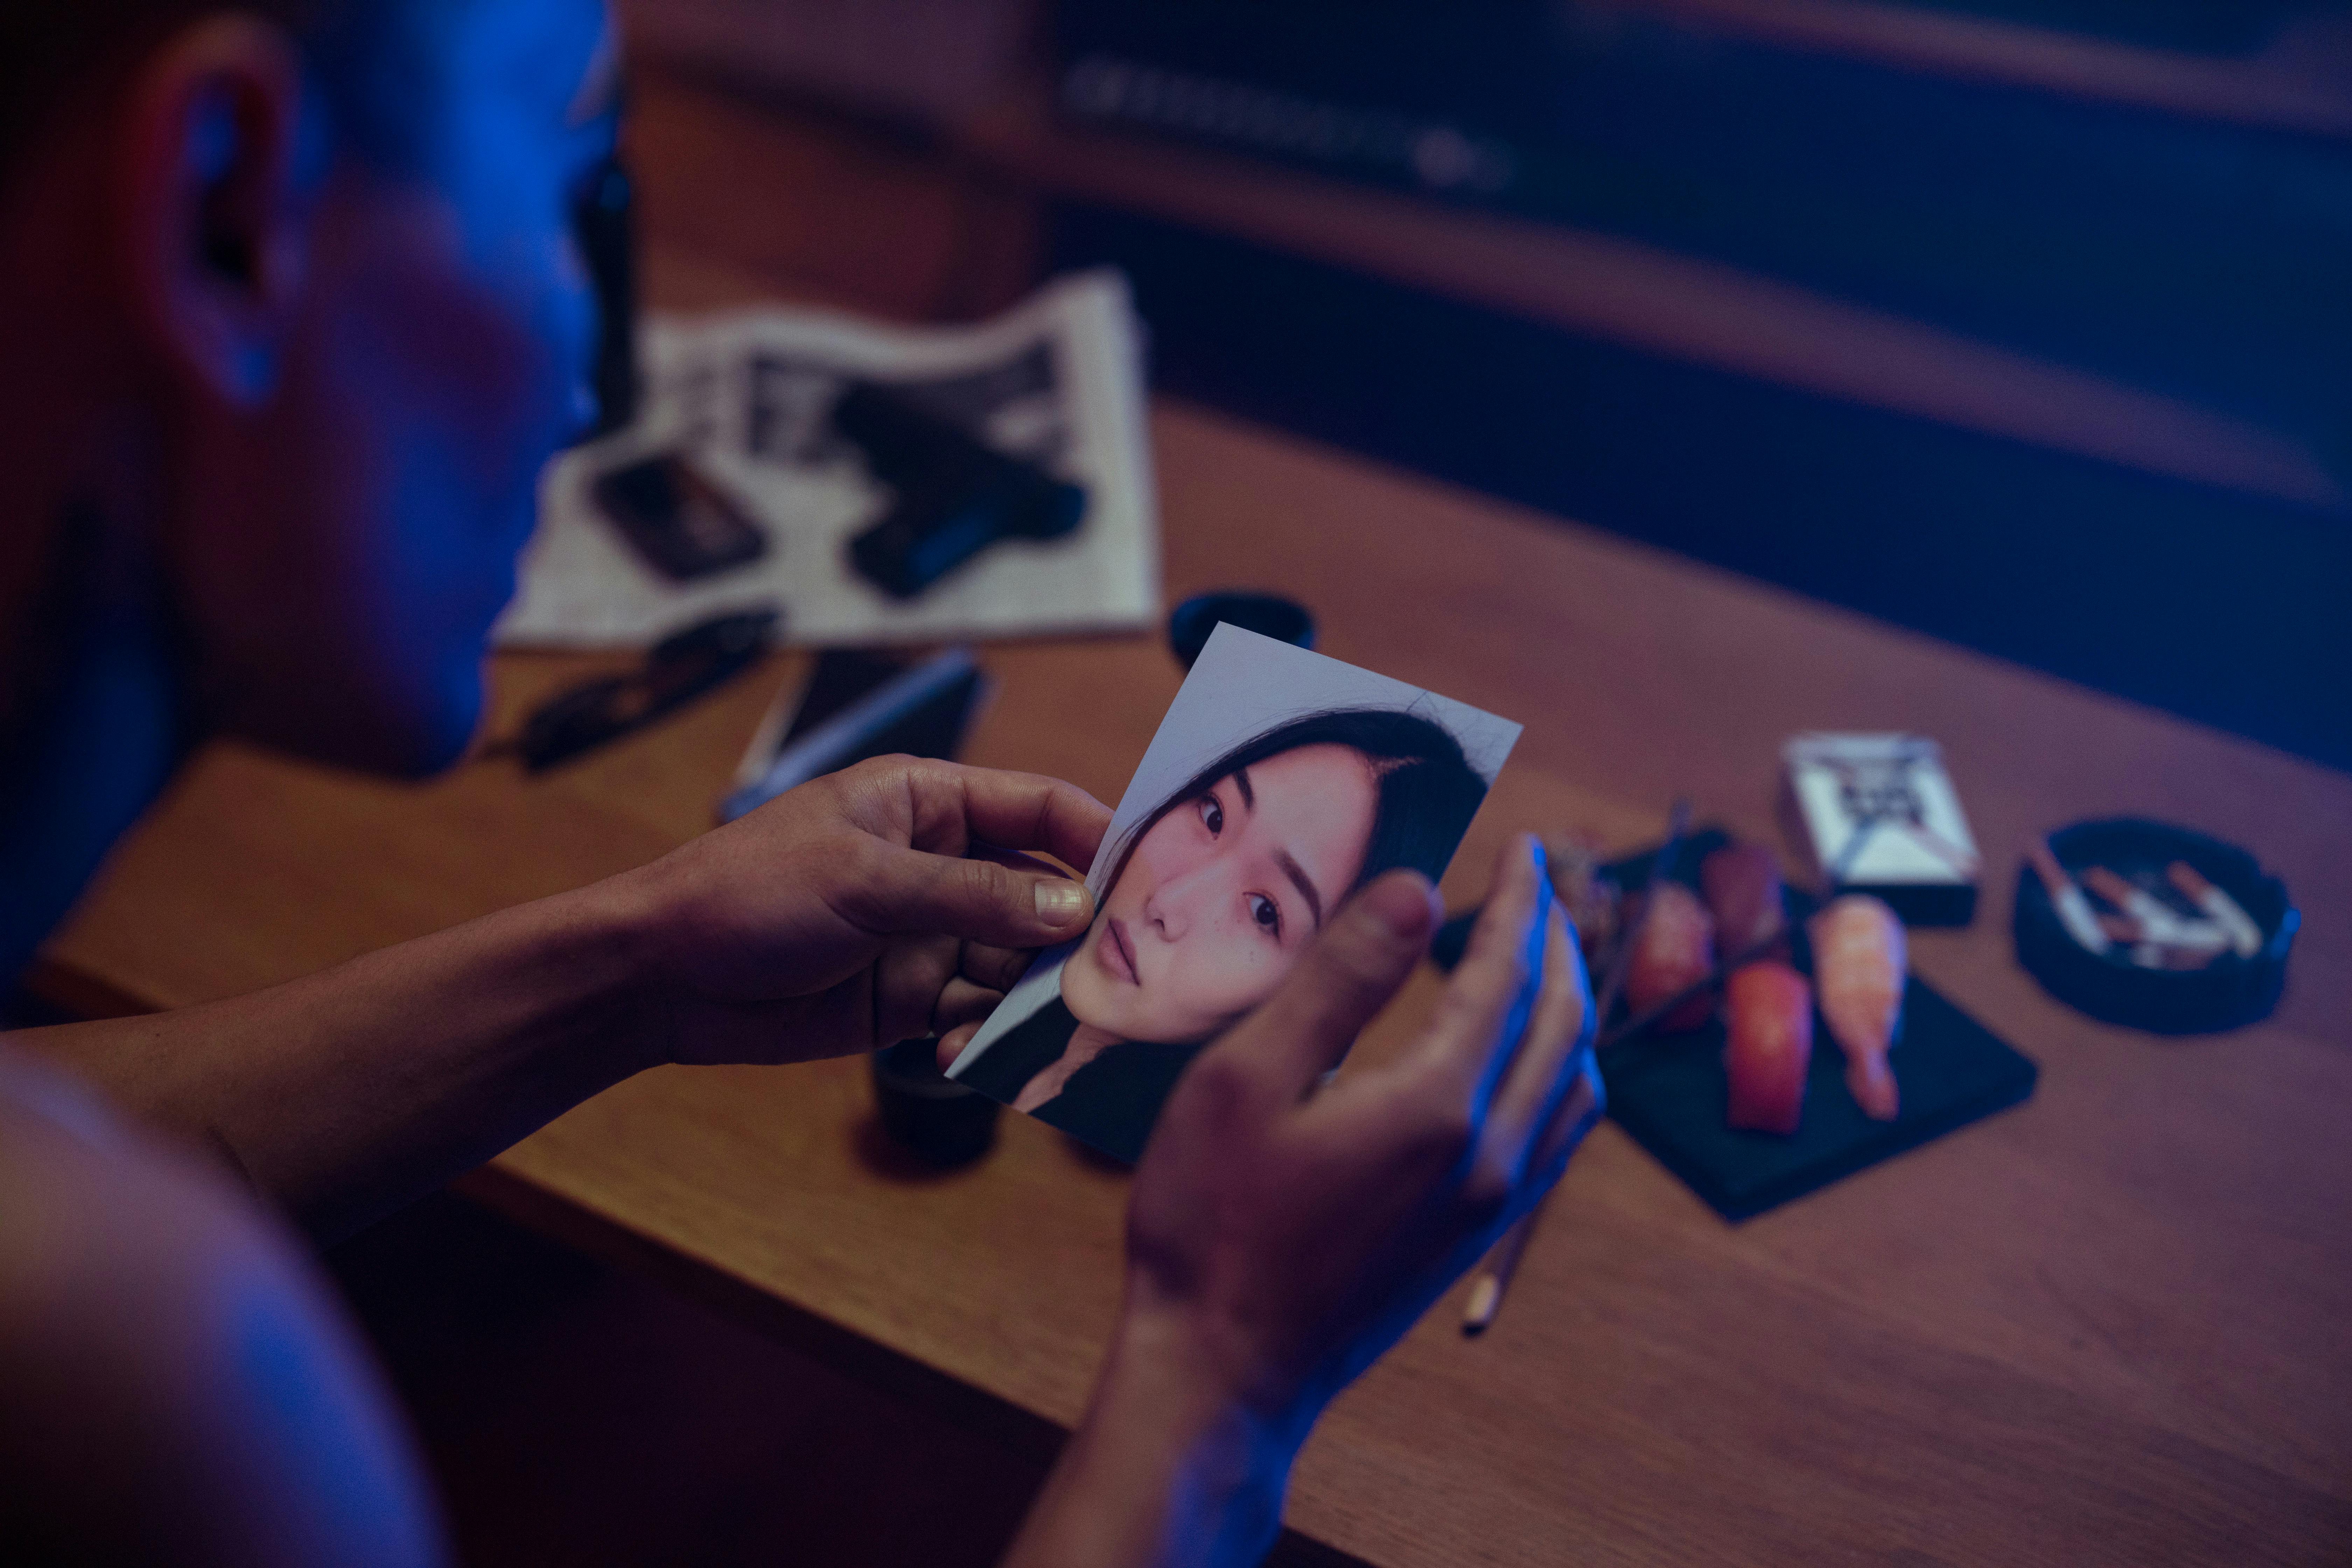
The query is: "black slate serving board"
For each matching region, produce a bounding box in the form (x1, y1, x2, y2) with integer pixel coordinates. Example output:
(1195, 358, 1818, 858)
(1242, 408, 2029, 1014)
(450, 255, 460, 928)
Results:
(1434, 830, 2037, 1221)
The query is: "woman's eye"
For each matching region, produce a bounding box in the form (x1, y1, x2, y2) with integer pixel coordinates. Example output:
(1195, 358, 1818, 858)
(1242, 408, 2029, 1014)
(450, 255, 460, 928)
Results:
(1248, 894, 1281, 936)
(1198, 796, 1223, 835)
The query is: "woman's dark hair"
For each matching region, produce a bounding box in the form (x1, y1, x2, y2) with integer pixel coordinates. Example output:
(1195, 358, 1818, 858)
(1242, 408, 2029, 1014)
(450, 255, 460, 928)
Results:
(1100, 707, 1488, 907)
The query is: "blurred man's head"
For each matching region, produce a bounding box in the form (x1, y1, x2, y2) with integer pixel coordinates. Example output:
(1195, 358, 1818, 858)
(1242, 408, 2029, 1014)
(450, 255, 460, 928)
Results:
(0, 0, 618, 777)
(0, 0, 617, 973)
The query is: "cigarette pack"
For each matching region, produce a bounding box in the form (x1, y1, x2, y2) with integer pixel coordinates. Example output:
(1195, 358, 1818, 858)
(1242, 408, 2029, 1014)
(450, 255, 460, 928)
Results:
(1780, 733, 1980, 926)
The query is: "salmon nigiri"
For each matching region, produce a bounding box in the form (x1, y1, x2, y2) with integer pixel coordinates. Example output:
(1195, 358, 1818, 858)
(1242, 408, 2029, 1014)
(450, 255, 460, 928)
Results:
(1808, 894, 1907, 1120)
(1724, 961, 1812, 1134)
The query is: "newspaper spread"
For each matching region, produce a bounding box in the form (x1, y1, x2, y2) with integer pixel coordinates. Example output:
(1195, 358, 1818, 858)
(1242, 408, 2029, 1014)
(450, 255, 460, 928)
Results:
(496, 269, 1160, 648)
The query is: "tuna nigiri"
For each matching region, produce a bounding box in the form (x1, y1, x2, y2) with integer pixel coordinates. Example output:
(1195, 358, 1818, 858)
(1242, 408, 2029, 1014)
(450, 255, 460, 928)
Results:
(1626, 882, 1716, 1032)
(1724, 960, 1813, 1135)
(1701, 842, 1786, 954)
(1808, 894, 1906, 1120)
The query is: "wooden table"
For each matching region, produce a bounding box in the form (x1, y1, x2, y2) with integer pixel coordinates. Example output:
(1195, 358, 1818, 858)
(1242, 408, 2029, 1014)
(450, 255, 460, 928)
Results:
(37, 369, 2352, 1562)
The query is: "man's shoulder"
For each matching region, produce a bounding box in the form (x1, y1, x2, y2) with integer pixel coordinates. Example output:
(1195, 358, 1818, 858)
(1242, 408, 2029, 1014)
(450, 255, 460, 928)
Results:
(0, 1047, 447, 1566)
(0, 1048, 227, 1360)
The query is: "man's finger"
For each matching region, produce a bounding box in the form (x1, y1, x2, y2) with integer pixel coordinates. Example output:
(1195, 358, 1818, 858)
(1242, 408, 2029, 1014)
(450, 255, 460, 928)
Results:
(875, 936, 961, 1047)
(1486, 904, 1592, 1157)
(965, 843, 1082, 879)
(843, 844, 1096, 949)
(1210, 870, 1438, 1102)
(959, 940, 1037, 995)
(931, 978, 1005, 1035)
(1525, 1053, 1605, 1191)
(909, 763, 1114, 875)
(1412, 835, 1552, 1104)
(936, 1021, 984, 1074)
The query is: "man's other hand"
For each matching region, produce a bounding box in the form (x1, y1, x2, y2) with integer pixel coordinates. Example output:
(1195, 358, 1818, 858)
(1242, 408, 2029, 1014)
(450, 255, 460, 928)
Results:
(618, 756, 1110, 1068)
(1124, 831, 1601, 1433)
(1000, 833, 1601, 1568)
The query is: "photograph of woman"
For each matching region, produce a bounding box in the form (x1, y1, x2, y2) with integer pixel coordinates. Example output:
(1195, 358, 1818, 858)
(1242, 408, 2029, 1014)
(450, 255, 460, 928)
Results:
(950, 627, 1519, 1162)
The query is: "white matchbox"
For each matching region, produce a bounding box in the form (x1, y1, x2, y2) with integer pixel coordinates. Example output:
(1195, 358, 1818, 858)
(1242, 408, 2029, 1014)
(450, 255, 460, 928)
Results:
(1781, 732, 1982, 926)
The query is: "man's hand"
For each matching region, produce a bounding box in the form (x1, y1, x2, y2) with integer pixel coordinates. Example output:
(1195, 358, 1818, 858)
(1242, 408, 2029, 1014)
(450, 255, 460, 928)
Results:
(1003, 834, 1602, 1568)
(620, 756, 1112, 1068)
(12, 755, 1110, 1240)
(1125, 832, 1598, 1424)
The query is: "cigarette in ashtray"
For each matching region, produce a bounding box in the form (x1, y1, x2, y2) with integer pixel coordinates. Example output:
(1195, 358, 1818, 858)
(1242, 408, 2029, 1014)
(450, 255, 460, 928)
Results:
(2079, 866, 2224, 950)
(2101, 913, 2227, 949)
(2128, 942, 2221, 972)
(2093, 913, 2150, 945)
(2029, 842, 2111, 955)
(2166, 861, 2264, 958)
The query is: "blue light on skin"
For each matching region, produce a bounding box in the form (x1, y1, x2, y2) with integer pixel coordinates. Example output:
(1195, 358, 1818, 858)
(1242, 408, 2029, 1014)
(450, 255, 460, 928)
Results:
(0, 0, 618, 978)
(236, 0, 622, 776)
(228, 1265, 449, 1564)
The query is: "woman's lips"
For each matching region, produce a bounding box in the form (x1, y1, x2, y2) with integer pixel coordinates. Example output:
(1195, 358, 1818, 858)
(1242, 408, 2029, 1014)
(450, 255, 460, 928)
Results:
(1097, 917, 1140, 986)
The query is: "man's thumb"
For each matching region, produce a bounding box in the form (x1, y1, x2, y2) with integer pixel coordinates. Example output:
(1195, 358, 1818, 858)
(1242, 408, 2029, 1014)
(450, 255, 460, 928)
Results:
(858, 846, 1095, 947)
(1217, 871, 1437, 1099)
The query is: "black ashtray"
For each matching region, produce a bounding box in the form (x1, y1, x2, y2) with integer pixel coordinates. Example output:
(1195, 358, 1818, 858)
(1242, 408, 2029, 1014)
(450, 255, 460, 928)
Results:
(1167, 592, 1315, 670)
(2014, 817, 2297, 1035)
(870, 1038, 999, 1167)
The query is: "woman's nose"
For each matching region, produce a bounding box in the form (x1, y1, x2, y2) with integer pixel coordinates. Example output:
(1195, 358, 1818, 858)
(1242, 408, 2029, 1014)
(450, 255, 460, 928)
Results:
(1142, 863, 1217, 940)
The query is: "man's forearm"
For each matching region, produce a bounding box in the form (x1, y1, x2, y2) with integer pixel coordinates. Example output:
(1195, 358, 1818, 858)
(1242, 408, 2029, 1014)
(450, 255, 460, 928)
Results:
(5, 874, 660, 1241)
(1004, 1310, 1300, 1568)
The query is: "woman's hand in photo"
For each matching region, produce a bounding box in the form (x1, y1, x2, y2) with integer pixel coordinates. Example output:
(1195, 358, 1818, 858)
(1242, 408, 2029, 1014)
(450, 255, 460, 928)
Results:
(617, 756, 1110, 1067)
(1002, 835, 1600, 1568)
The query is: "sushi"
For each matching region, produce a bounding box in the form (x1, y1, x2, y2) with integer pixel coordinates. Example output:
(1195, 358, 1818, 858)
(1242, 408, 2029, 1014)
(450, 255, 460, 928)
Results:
(1625, 882, 1717, 1033)
(1724, 961, 1813, 1134)
(1808, 894, 1906, 1121)
(1701, 842, 1787, 954)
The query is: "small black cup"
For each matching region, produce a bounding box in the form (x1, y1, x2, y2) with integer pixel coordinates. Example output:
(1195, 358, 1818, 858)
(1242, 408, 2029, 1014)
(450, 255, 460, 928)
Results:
(870, 1038, 999, 1167)
(1167, 592, 1316, 671)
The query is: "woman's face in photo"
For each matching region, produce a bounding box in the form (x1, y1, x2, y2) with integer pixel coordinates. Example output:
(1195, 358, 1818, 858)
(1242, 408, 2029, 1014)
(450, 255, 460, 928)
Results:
(1061, 744, 1379, 1044)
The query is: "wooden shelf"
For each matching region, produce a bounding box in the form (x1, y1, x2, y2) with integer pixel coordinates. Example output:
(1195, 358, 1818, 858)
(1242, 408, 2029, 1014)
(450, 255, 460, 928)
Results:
(1625, 0, 2352, 140)
(947, 95, 2345, 512)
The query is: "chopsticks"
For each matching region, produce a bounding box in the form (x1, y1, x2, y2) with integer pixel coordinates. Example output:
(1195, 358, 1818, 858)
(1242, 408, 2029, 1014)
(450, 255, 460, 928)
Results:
(1463, 799, 1691, 1337)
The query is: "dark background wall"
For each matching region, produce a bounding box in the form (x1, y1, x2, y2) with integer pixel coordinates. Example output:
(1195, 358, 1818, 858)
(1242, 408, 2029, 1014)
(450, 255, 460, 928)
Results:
(1050, 205, 2352, 771)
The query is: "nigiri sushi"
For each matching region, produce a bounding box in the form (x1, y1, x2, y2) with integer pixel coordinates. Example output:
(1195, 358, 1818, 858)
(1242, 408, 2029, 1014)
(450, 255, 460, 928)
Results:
(1626, 882, 1716, 1032)
(1701, 842, 1787, 954)
(1724, 961, 1813, 1135)
(1808, 894, 1906, 1121)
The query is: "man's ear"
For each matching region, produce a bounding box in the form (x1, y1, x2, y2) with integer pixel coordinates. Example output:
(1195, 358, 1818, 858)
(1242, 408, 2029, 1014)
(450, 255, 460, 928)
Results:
(114, 17, 315, 410)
